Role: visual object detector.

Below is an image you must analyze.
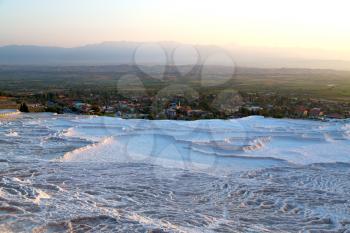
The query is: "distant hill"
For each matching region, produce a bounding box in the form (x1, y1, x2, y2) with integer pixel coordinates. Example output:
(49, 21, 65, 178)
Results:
(0, 41, 349, 70)
(0, 42, 208, 66)
(0, 42, 140, 65)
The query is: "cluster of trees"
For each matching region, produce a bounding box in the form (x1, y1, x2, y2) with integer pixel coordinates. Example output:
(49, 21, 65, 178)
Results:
(19, 103, 29, 113)
(237, 107, 286, 118)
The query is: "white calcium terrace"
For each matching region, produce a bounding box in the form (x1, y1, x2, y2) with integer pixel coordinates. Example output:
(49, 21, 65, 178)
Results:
(0, 113, 350, 232)
(0, 109, 20, 118)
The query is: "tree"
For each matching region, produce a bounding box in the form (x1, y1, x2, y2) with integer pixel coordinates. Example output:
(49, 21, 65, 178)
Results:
(19, 103, 29, 113)
(45, 105, 63, 114)
(91, 105, 101, 113)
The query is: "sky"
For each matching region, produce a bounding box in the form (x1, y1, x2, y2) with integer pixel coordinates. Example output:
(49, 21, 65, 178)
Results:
(0, 0, 350, 58)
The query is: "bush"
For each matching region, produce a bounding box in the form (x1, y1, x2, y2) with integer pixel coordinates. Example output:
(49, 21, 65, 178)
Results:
(19, 103, 29, 113)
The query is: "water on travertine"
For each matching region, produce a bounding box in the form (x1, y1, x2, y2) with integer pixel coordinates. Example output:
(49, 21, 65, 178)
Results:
(1, 113, 350, 232)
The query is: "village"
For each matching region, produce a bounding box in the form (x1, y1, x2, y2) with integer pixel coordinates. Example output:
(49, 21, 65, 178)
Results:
(1, 91, 350, 121)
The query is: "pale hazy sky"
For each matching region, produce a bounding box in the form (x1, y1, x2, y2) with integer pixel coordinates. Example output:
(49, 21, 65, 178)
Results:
(1, 0, 350, 54)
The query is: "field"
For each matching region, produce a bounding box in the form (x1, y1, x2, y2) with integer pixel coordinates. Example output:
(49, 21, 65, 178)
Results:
(1, 65, 350, 102)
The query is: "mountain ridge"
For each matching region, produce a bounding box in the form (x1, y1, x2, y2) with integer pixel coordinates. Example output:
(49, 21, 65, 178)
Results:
(0, 41, 349, 70)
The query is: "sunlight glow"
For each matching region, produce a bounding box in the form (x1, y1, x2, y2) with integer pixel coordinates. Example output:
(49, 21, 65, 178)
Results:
(0, 0, 349, 53)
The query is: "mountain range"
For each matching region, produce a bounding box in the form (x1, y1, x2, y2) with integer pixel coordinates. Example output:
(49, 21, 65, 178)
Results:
(0, 41, 349, 70)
